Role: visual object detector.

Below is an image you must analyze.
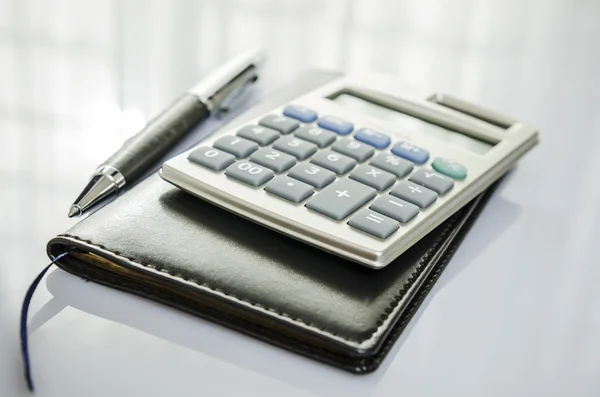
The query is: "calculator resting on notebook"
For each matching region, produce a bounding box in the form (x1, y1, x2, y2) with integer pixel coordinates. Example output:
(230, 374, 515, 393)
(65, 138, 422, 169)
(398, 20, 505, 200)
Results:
(161, 71, 538, 268)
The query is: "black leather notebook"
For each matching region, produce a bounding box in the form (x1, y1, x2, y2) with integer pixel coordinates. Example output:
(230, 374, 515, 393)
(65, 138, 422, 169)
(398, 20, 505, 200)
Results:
(46, 172, 495, 373)
(46, 71, 497, 373)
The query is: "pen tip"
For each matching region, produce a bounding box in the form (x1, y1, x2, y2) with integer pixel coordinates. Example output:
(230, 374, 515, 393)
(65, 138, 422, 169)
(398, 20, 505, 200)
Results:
(68, 205, 81, 218)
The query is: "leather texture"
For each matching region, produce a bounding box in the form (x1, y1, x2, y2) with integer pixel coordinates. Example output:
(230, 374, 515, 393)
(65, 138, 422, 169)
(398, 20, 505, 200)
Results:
(47, 172, 496, 373)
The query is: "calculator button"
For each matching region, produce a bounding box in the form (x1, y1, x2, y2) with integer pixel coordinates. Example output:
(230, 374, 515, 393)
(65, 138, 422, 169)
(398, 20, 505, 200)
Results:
(354, 128, 391, 149)
(409, 169, 454, 195)
(432, 158, 467, 180)
(306, 179, 376, 221)
(294, 125, 336, 148)
(272, 136, 318, 160)
(349, 209, 399, 239)
(250, 148, 296, 172)
(349, 165, 395, 191)
(317, 115, 354, 135)
(237, 125, 280, 146)
(288, 163, 336, 189)
(391, 141, 430, 164)
(283, 105, 318, 123)
(213, 135, 259, 158)
(225, 160, 274, 187)
(188, 146, 235, 171)
(259, 115, 300, 134)
(369, 152, 413, 178)
(390, 181, 437, 208)
(332, 138, 375, 162)
(265, 176, 314, 203)
(310, 150, 356, 174)
(370, 195, 419, 223)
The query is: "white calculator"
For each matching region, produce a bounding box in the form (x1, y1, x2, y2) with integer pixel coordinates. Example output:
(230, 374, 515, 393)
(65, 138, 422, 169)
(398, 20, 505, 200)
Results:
(161, 71, 539, 269)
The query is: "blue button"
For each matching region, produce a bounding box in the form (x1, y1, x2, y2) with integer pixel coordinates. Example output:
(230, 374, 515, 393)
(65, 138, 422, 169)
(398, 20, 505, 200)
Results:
(317, 115, 354, 135)
(391, 141, 430, 164)
(283, 104, 317, 123)
(354, 128, 391, 149)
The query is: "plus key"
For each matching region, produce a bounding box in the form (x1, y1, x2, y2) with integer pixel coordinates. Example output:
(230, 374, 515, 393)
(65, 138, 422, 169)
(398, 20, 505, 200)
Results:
(306, 179, 376, 221)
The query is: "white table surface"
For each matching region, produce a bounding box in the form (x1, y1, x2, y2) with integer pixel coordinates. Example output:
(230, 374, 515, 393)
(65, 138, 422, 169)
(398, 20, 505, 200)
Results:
(1, 0, 600, 396)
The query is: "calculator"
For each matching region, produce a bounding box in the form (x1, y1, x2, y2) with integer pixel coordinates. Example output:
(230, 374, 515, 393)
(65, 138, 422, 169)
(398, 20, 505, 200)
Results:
(161, 71, 539, 269)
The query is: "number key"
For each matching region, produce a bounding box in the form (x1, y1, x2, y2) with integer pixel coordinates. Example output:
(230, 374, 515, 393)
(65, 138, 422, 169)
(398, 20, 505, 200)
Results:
(288, 163, 336, 188)
(187, 146, 235, 171)
(310, 150, 356, 174)
(259, 115, 299, 134)
(332, 138, 374, 162)
(237, 125, 280, 146)
(250, 148, 296, 172)
(294, 125, 336, 148)
(213, 135, 258, 158)
(225, 160, 274, 187)
(272, 136, 318, 160)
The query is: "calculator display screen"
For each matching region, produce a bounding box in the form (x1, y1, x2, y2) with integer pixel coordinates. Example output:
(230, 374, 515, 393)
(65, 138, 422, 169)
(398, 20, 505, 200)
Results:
(331, 93, 494, 154)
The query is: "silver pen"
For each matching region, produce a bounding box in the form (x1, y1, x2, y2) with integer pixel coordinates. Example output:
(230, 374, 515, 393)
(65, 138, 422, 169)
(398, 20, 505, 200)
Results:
(68, 49, 265, 217)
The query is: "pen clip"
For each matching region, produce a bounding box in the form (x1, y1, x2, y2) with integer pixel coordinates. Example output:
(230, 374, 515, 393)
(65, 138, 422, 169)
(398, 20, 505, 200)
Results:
(211, 65, 259, 118)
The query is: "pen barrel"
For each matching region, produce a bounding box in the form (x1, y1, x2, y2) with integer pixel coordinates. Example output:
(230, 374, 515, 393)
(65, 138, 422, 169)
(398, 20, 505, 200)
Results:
(103, 93, 209, 182)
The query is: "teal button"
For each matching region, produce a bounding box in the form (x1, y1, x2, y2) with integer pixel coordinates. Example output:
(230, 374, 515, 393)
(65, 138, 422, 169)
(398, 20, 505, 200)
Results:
(432, 158, 467, 180)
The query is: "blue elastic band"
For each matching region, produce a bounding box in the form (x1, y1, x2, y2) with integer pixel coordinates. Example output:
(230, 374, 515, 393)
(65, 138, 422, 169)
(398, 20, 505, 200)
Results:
(20, 251, 71, 392)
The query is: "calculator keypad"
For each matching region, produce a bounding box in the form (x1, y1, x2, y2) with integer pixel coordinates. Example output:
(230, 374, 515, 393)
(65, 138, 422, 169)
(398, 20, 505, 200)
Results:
(188, 104, 468, 241)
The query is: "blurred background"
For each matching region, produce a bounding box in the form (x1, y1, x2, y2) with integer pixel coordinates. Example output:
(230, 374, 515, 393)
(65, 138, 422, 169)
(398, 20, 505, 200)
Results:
(1, 0, 599, 396)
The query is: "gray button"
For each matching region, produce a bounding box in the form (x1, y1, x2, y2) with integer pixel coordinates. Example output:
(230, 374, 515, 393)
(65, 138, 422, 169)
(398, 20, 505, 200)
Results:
(265, 176, 314, 203)
(187, 146, 235, 171)
(294, 125, 337, 148)
(369, 152, 413, 178)
(225, 160, 274, 187)
(310, 150, 356, 174)
(237, 125, 280, 146)
(409, 168, 454, 195)
(370, 195, 419, 223)
(259, 114, 299, 134)
(249, 148, 296, 172)
(306, 179, 376, 221)
(390, 181, 437, 208)
(213, 135, 258, 158)
(349, 209, 399, 239)
(349, 165, 396, 191)
(272, 136, 318, 160)
(331, 138, 374, 162)
(288, 163, 336, 189)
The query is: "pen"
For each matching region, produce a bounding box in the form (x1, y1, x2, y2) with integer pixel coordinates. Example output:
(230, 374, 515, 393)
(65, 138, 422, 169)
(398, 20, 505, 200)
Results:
(68, 48, 265, 217)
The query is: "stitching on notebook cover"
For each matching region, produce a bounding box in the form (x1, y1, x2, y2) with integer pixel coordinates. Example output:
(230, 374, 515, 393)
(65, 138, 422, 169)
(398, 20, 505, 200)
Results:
(56, 219, 455, 346)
